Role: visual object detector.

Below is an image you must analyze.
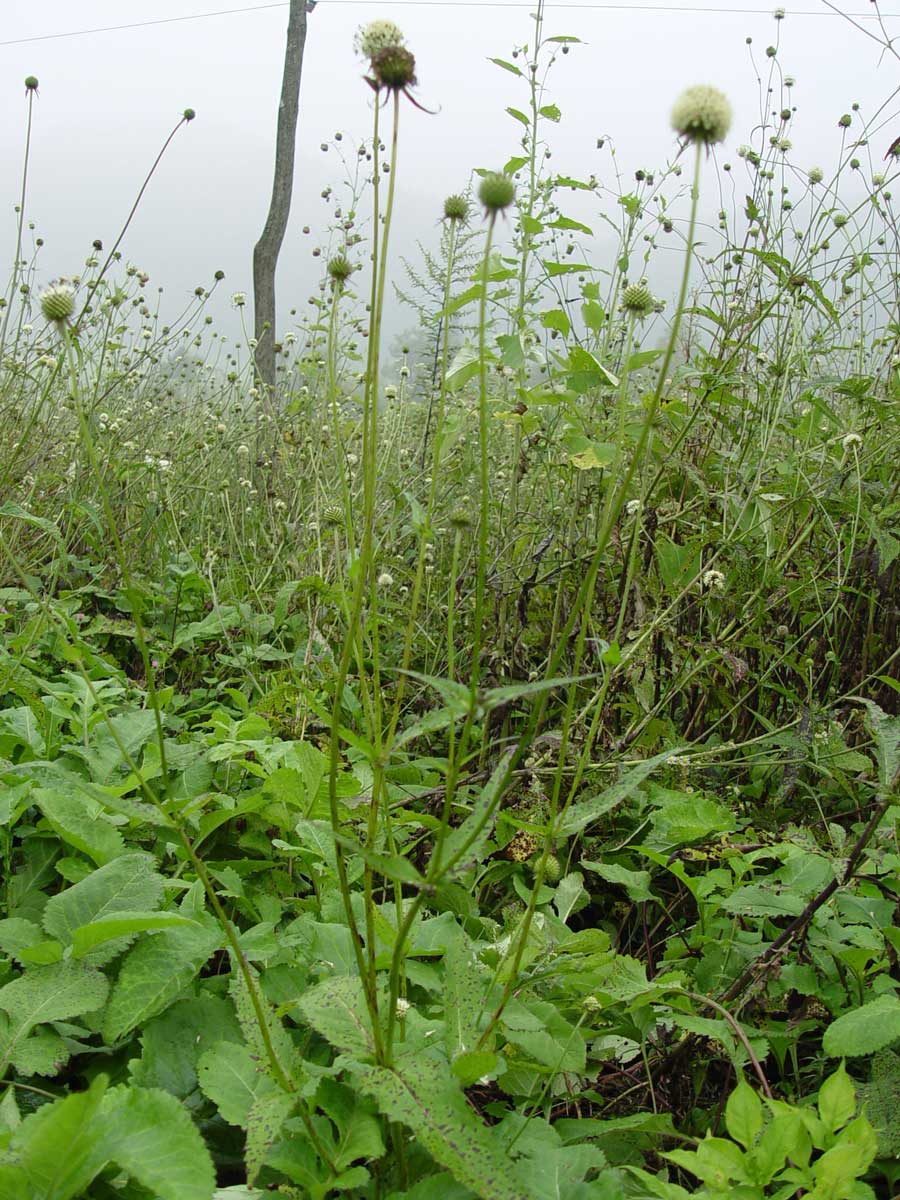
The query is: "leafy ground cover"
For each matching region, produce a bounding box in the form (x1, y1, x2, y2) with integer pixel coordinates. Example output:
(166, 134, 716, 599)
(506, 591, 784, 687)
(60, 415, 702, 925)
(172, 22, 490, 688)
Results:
(1, 5, 900, 1199)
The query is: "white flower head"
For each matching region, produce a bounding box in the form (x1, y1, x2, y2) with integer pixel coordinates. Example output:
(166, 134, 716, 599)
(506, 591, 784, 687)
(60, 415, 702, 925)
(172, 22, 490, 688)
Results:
(395, 997, 410, 1020)
(701, 568, 726, 592)
(842, 432, 862, 451)
(354, 19, 405, 60)
(377, 571, 394, 588)
(671, 85, 732, 146)
(625, 499, 642, 517)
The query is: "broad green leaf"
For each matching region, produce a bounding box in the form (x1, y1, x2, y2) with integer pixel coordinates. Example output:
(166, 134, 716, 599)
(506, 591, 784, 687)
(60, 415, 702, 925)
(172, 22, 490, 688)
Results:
(103, 918, 221, 1042)
(298, 975, 377, 1057)
(10, 1073, 107, 1200)
(0, 962, 108, 1077)
(129, 995, 242, 1097)
(439, 751, 514, 873)
(246, 1090, 298, 1185)
(854, 698, 900, 789)
(822, 995, 900, 1058)
(198, 1039, 279, 1127)
(35, 789, 125, 865)
(725, 1077, 763, 1149)
(96, 1085, 216, 1200)
(553, 871, 589, 922)
(721, 885, 805, 918)
(357, 1054, 529, 1200)
(451, 1050, 498, 1087)
(560, 748, 686, 835)
(581, 860, 654, 903)
(228, 954, 299, 1073)
(540, 309, 570, 337)
(42, 852, 165, 965)
(818, 1063, 856, 1134)
(71, 911, 200, 958)
(317, 1079, 385, 1173)
(512, 1140, 610, 1200)
(443, 933, 484, 1061)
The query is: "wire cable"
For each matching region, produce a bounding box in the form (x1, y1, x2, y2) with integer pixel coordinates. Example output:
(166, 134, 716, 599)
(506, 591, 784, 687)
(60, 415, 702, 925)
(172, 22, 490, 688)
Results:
(2, 1, 896, 49)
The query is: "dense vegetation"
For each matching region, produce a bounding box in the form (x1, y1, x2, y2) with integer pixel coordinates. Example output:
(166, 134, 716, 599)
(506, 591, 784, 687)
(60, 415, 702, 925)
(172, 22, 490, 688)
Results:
(1, 6, 899, 1199)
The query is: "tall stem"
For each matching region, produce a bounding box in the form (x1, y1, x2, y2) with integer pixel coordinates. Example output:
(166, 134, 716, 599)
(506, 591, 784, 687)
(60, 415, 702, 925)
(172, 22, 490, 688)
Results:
(0, 86, 35, 357)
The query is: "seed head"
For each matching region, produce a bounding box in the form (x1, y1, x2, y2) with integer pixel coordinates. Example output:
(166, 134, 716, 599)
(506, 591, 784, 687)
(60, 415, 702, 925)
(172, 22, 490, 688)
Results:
(671, 85, 732, 146)
(541, 854, 562, 884)
(183, 108, 196, 122)
(621, 280, 656, 318)
(478, 172, 515, 213)
(838, 113, 852, 129)
(25, 76, 39, 92)
(807, 166, 824, 184)
(450, 510, 472, 530)
(371, 46, 417, 91)
(328, 254, 354, 285)
(443, 194, 470, 223)
(40, 280, 76, 324)
(322, 504, 344, 528)
(355, 19, 405, 60)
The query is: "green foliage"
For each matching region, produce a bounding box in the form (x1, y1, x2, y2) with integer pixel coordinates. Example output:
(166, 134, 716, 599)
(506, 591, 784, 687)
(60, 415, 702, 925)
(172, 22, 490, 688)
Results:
(0, 2, 899, 1197)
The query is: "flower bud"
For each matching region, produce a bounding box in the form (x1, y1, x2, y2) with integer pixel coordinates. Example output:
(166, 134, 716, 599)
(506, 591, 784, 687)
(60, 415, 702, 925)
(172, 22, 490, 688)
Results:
(478, 172, 515, 213)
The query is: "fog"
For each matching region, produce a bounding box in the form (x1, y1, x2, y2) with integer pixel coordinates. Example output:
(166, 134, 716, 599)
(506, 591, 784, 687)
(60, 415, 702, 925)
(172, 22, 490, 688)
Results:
(3, 1, 898, 350)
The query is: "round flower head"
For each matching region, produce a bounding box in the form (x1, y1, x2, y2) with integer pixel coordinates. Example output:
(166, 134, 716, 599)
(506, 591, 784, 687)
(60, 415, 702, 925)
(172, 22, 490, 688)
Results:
(443, 194, 470, 223)
(371, 46, 417, 91)
(40, 280, 76, 324)
(621, 281, 656, 318)
(478, 172, 515, 214)
(807, 166, 824, 185)
(24, 75, 39, 92)
(322, 504, 344, 529)
(355, 19, 405, 60)
(328, 253, 354, 285)
(671, 85, 732, 146)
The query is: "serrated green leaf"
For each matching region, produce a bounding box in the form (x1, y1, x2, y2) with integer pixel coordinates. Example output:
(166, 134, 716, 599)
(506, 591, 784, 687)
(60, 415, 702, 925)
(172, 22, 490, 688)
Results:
(560, 748, 686, 835)
(42, 852, 165, 965)
(357, 1054, 528, 1200)
(0, 962, 108, 1077)
(35, 788, 125, 866)
(103, 918, 221, 1042)
(823, 995, 900, 1058)
(10, 1073, 107, 1200)
(71, 911, 200, 958)
(246, 1089, 298, 1184)
(198, 1039, 279, 1127)
(96, 1085, 216, 1200)
(299, 975, 377, 1057)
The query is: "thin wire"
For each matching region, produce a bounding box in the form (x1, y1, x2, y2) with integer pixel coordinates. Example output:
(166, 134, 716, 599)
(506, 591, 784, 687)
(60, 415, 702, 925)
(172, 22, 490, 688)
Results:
(1, 2, 897, 49)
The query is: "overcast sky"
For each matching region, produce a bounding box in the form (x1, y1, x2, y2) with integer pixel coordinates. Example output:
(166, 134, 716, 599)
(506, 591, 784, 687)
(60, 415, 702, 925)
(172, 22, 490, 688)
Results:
(3, 1, 899, 350)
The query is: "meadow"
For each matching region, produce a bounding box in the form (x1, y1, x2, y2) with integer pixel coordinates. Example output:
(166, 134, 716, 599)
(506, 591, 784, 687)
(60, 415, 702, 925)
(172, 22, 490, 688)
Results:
(0, 5, 899, 1198)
